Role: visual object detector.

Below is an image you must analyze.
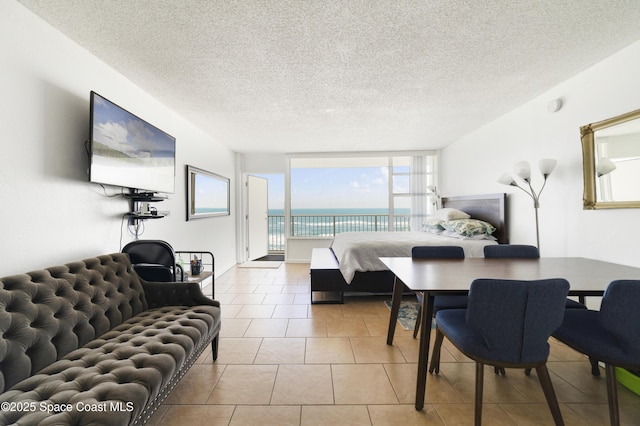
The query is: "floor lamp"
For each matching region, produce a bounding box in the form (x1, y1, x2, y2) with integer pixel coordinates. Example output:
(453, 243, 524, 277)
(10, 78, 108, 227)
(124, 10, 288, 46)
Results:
(427, 185, 441, 210)
(497, 159, 557, 250)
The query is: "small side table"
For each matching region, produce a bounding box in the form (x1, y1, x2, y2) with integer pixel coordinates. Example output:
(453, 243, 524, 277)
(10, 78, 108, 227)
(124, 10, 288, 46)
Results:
(183, 270, 214, 297)
(176, 251, 215, 298)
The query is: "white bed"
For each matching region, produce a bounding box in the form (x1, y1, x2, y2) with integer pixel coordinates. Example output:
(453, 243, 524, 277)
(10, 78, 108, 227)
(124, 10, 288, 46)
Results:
(310, 193, 508, 301)
(331, 231, 497, 284)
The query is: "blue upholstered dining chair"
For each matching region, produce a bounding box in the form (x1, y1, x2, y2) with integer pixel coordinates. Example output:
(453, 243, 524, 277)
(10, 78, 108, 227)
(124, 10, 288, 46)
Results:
(483, 244, 540, 259)
(484, 244, 600, 377)
(484, 244, 586, 310)
(482, 243, 589, 376)
(411, 246, 466, 339)
(433, 278, 570, 426)
(552, 280, 640, 426)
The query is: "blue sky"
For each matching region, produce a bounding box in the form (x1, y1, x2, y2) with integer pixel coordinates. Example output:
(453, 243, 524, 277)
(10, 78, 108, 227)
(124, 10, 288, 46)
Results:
(194, 174, 228, 209)
(292, 167, 388, 209)
(92, 92, 175, 157)
(257, 166, 410, 210)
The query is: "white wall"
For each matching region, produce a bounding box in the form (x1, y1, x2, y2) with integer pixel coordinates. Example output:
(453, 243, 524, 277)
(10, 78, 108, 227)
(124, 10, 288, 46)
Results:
(0, 1, 237, 276)
(241, 153, 288, 174)
(441, 39, 640, 268)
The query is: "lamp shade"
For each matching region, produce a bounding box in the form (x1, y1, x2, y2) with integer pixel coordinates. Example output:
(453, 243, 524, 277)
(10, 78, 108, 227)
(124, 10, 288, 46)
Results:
(538, 158, 557, 177)
(597, 157, 617, 177)
(497, 173, 515, 186)
(513, 161, 531, 181)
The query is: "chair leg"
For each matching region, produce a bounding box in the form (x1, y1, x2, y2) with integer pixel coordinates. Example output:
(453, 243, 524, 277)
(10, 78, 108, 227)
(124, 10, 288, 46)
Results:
(413, 304, 422, 339)
(605, 364, 620, 426)
(211, 335, 219, 361)
(429, 327, 445, 374)
(475, 362, 484, 426)
(590, 356, 601, 376)
(535, 364, 564, 426)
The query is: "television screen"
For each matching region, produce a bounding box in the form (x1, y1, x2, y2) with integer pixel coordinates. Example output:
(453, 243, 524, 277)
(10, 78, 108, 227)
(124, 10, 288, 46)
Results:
(89, 91, 176, 194)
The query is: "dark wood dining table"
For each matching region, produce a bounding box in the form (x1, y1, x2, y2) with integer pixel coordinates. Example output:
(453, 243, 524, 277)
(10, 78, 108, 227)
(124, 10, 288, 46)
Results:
(379, 256, 640, 410)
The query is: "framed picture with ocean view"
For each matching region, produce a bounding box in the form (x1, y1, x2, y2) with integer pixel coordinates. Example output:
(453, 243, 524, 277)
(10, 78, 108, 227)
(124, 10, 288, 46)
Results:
(186, 165, 230, 220)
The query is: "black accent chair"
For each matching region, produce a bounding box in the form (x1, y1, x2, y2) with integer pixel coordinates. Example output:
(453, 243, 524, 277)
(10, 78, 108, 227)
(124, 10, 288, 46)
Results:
(553, 280, 640, 426)
(122, 239, 184, 282)
(433, 278, 569, 425)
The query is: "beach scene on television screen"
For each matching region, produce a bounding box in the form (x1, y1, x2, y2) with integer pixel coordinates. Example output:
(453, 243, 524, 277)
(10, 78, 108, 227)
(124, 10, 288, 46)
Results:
(91, 94, 175, 192)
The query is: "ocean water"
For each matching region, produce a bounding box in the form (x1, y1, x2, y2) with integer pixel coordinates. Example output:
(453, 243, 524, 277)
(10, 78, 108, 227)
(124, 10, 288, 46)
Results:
(194, 208, 228, 213)
(269, 208, 410, 215)
(267, 208, 411, 246)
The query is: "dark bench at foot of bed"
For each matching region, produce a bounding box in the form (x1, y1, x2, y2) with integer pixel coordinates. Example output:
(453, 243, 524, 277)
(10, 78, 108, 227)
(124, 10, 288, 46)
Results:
(310, 248, 397, 304)
(310, 248, 346, 303)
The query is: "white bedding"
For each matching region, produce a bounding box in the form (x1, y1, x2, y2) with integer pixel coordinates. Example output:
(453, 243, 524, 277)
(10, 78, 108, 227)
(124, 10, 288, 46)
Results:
(330, 231, 497, 284)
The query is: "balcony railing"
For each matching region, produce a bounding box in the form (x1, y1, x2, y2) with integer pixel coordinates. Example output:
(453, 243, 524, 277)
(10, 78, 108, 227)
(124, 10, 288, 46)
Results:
(268, 214, 411, 252)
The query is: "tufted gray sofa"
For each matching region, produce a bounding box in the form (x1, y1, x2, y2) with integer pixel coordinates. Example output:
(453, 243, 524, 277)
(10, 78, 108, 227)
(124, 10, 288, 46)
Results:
(0, 253, 221, 425)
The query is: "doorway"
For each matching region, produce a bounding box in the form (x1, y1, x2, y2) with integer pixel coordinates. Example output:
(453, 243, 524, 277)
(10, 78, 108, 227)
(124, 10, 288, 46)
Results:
(246, 173, 285, 262)
(247, 175, 268, 261)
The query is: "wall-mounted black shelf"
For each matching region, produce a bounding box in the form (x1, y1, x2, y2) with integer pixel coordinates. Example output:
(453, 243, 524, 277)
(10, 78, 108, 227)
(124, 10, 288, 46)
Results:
(126, 212, 167, 220)
(125, 191, 169, 222)
(124, 192, 168, 202)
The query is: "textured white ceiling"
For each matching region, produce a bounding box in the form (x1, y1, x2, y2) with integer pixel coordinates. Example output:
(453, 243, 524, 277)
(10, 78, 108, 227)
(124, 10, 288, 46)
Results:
(17, 0, 640, 154)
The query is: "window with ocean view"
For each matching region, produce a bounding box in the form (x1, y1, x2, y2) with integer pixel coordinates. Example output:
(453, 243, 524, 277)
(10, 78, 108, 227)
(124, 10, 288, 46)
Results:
(263, 153, 437, 251)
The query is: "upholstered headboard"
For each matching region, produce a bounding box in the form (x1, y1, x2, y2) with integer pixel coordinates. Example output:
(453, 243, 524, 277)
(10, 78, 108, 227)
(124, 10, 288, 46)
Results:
(442, 193, 508, 244)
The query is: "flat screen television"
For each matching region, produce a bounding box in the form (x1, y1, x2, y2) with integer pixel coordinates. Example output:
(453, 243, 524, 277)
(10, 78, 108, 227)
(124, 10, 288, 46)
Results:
(88, 91, 176, 194)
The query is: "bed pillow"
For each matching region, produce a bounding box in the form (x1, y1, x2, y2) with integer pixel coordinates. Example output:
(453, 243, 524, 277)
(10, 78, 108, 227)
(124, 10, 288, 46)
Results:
(442, 230, 497, 241)
(441, 218, 496, 237)
(422, 217, 444, 233)
(433, 208, 470, 221)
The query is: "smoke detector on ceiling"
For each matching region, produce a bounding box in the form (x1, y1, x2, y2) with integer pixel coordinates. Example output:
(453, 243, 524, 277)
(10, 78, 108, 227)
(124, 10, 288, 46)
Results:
(547, 98, 563, 113)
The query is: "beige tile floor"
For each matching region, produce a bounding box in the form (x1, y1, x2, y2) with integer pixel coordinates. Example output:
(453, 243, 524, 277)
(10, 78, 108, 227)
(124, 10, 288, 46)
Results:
(148, 262, 640, 425)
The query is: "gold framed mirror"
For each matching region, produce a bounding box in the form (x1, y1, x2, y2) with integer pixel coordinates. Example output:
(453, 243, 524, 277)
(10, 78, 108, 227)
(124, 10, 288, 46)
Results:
(581, 108, 640, 209)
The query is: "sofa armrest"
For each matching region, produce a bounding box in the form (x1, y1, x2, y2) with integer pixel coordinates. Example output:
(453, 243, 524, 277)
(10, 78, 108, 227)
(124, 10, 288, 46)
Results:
(141, 281, 220, 309)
